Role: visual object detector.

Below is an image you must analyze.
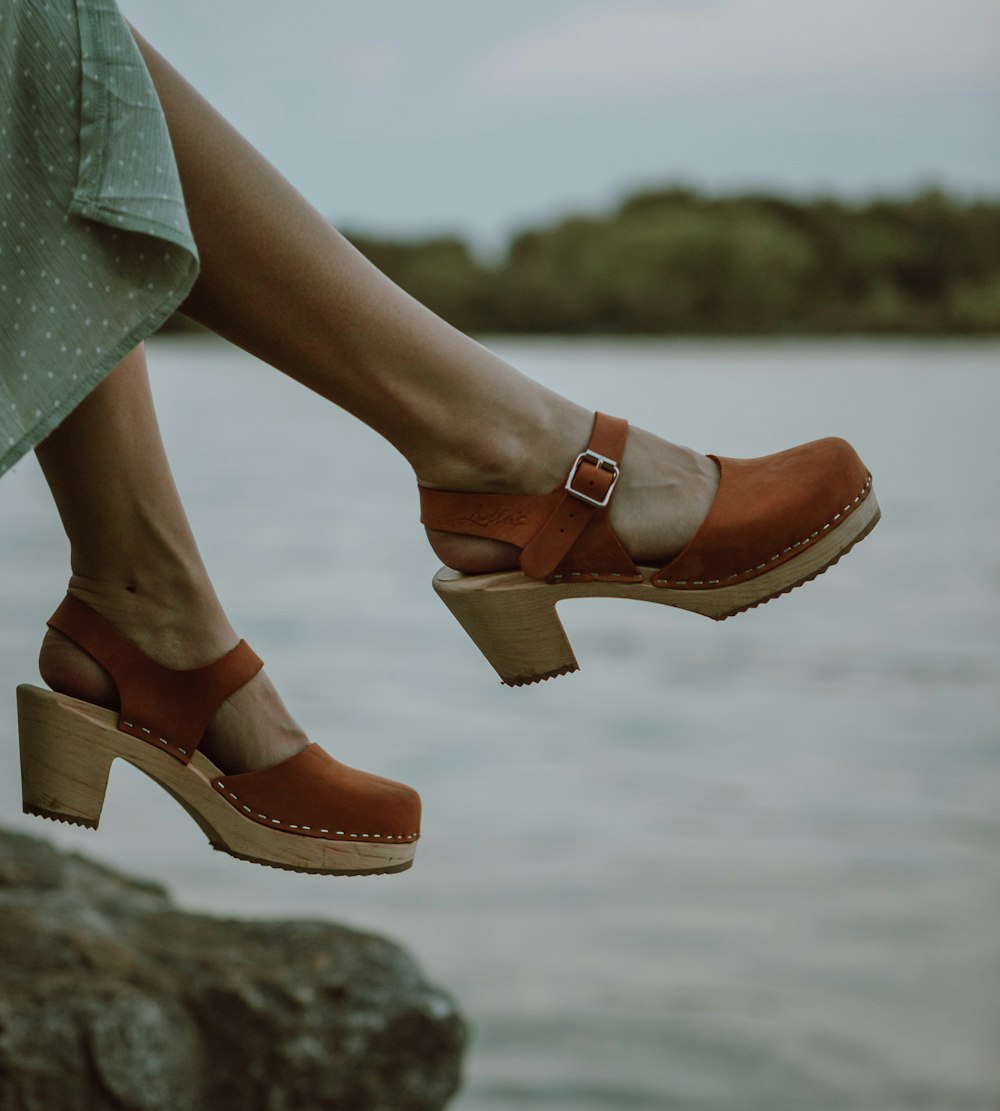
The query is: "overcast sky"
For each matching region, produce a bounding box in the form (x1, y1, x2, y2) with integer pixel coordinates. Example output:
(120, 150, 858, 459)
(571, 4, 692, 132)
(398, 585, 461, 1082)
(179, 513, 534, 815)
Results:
(123, 0, 1000, 245)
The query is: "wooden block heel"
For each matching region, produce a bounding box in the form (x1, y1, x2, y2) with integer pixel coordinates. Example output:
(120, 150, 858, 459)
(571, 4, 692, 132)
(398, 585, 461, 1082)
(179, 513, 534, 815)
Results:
(433, 567, 579, 686)
(423, 414, 880, 685)
(18, 594, 421, 876)
(18, 684, 113, 828)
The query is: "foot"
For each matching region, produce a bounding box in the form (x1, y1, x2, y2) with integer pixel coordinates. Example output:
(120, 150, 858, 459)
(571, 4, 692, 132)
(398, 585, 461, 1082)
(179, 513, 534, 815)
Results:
(38, 578, 310, 775)
(421, 412, 720, 575)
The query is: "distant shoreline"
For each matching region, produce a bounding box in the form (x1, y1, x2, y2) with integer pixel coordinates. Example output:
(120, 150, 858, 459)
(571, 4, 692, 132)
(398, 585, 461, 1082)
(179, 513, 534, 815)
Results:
(161, 184, 1000, 337)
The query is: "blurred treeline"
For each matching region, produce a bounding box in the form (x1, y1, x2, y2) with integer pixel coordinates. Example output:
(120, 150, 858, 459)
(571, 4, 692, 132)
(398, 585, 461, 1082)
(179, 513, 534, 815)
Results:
(165, 186, 1000, 334)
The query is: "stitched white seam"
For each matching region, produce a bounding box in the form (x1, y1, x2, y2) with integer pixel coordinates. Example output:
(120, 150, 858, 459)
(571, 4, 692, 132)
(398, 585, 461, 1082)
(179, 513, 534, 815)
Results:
(654, 474, 871, 587)
(123, 721, 188, 754)
(550, 474, 871, 584)
(213, 781, 417, 841)
(550, 571, 643, 583)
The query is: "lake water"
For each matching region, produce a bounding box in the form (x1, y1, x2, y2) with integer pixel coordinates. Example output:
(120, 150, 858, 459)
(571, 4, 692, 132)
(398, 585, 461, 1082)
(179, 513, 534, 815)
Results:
(1, 336, 999, 1110)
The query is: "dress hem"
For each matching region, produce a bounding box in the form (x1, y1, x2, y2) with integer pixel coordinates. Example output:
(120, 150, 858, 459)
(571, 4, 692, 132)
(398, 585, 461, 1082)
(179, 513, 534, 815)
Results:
(0, 258, 197, 480)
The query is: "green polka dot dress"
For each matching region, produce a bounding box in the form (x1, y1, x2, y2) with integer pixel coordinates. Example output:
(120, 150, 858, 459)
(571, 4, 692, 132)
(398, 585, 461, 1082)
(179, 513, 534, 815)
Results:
(0, 0, 199, 479)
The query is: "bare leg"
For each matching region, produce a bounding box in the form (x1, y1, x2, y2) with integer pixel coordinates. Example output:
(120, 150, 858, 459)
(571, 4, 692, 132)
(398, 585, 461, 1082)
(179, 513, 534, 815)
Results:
(35, 344, 308, 774)
(130, 29, 719, 575)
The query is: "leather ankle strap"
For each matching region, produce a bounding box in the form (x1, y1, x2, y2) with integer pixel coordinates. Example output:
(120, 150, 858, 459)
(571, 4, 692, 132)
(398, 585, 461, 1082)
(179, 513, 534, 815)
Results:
(47, 594, 263, 765)
(520, 412, 632, 579)
(420, 412, 641, 582)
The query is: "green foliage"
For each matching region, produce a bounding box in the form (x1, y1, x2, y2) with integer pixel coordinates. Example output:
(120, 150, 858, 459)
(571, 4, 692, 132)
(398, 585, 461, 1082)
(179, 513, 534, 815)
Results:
(160, 187, 1000, 335)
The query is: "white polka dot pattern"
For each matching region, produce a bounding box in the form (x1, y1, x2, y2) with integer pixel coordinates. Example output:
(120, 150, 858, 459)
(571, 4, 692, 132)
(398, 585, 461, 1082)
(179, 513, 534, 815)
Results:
(0, 0, 199, 477)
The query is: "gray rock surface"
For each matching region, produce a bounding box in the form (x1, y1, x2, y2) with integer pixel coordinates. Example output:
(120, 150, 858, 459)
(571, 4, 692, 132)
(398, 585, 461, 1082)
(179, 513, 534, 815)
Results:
(0, 827, 466, 1111)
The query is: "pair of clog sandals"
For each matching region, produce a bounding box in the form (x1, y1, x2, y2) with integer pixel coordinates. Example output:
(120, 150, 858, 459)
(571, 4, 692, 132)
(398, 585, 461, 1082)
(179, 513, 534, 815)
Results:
(18, 415, 879, 876)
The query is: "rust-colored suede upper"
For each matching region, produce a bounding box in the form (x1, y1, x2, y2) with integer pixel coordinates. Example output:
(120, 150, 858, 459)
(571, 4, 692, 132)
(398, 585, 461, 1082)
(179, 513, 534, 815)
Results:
(420, 415, 873, 590)
(47, 593, 262, 764)
(653, 437, 871, 589)
(46, 594, 421, 843)
(213, 744, 420, 843)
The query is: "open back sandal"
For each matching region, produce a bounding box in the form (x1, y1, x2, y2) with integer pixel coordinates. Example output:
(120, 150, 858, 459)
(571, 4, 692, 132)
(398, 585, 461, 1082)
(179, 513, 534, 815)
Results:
(18, 595, 420, 875)
(421, 412, 880, 686)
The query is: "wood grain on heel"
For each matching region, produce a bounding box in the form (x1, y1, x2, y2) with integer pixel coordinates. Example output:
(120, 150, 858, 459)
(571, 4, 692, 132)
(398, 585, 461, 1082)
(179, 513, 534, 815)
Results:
(433, 567, 579, 686)
(18, 684, 114, 828)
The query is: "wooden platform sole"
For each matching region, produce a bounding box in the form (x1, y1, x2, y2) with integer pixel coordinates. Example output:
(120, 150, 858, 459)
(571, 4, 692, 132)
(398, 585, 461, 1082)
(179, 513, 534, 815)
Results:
(433, 490, 880, 686)
(16, 685, 416, 876)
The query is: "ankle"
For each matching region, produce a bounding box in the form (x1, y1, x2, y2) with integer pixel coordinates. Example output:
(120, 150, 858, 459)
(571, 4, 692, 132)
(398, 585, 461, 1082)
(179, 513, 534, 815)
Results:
(64, 572, 237, 669)
(422, 421, 721, 575)
(419, 400, 599, 574)
(415, 395, 593, 496)
(39, 590, 309, 776)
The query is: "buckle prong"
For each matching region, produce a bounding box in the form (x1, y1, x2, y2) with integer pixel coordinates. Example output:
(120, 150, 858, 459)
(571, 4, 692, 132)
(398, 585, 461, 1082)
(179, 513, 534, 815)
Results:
(565, 450, 621, 508)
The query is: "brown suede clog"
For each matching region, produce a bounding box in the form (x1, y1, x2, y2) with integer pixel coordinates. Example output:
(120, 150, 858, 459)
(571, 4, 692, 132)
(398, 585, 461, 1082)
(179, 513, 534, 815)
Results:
(17, 594, 419, 875)
(421, 412, 880, 685)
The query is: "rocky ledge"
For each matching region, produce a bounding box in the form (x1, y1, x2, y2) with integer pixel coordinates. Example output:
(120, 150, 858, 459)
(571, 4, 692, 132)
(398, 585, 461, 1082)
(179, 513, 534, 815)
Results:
(0, 827, 466, 1111)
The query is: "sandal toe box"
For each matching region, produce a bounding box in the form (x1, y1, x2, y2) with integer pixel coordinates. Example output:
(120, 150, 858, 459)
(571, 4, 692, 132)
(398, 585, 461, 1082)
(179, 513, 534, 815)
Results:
(654, 436, 873, 589)
(213, 744, 421, 844)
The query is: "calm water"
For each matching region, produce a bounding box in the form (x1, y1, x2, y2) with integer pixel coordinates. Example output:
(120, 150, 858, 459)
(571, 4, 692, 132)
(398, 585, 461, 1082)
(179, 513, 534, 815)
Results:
(2, 337, 999, 1110)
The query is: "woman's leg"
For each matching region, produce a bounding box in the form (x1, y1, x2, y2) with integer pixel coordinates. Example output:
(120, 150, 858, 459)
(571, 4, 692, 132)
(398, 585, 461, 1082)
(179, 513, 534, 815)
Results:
(129, 29, 719, 575)
(35, 344, 309, 774)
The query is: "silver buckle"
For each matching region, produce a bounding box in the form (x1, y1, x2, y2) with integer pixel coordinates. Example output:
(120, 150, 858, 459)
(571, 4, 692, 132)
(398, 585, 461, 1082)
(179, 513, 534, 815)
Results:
(565, 450, 620, 508)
